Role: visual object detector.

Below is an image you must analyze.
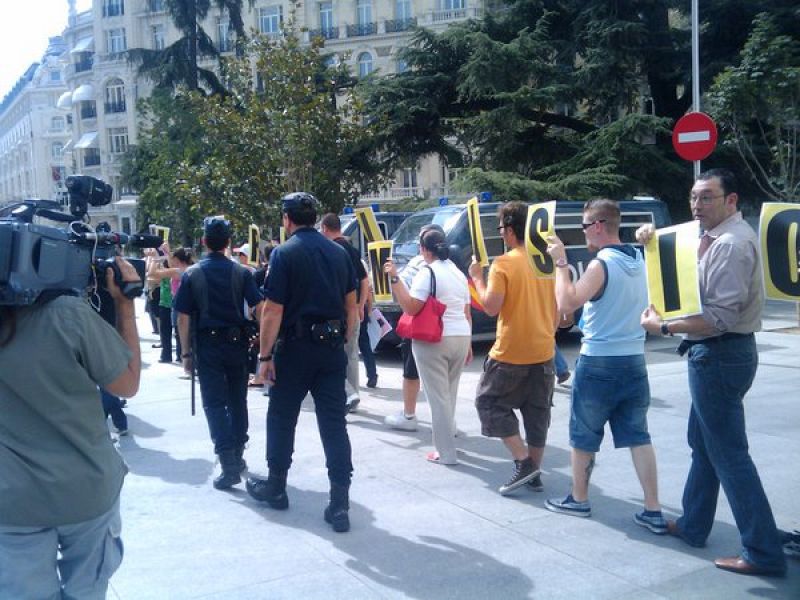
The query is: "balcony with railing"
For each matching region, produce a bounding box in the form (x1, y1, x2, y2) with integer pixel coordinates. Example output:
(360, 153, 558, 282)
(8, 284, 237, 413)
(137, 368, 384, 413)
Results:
(308, 27, 339, 40)
(346, 22, 377, 37)
(430, 6, 483, 23)
(385, 17, 417, 33)
(105, 100, 126, 114)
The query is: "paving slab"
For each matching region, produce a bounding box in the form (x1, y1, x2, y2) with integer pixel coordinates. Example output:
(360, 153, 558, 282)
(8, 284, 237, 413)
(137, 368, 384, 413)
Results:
(107, 299, 799, 599)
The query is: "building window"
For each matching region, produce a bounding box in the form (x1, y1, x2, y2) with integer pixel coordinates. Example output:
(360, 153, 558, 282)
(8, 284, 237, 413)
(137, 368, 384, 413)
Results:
(402, 167, 417, 189)
(80, 101, 97, 120)
(357, 52, 373, 77)
(105, 79, 126, 113)
(149, 0, 164, 11)
(218, 19, 233, 52)
(50, 116, 65, 132)
(396, 0, 412, 21)
(108, 127, 129, 154)
(106, 28, 127, 54)
(103, 0, 124, 18)
(121, 217, 131, 234)
(52, 142, 64, 160)
(84, 148, 101, 167)
(259, 5, 283, 36)
(396, 59, 408, 73)
(441, 0, 465, 9)
(357, 0, 373, 24)
(319, 2, 333, 31)
(50, 70, 62, 82)
(152, 24, 165, 50)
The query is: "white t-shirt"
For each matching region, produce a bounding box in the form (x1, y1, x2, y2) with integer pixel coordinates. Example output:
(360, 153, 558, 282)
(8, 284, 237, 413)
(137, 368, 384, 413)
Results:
(409, 259, 471, 337)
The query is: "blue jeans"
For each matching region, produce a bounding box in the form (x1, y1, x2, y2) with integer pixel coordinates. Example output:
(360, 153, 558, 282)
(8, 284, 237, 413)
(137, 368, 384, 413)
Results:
(678, 334, 785, 572)
(101, 389, 127, 431)
(570, 354, 651, 452)
(358, 314, 377, 380)
(0, 498, 122, 599)
(267, 338, 352, 486)
(554, 345, 569, 378)
(196, 332, 250, 454)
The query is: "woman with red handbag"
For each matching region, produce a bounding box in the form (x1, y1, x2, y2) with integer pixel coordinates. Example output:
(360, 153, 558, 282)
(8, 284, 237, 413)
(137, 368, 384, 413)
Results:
(385, 229, 472, 465)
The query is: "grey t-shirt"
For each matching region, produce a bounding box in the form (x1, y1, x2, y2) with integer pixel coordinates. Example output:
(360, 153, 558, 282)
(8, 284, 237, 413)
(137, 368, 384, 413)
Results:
(0, 295, 131, 526)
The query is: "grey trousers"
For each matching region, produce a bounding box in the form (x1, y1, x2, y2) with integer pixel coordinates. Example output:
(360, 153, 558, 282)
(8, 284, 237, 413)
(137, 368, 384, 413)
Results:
(412, 335, 471, 464)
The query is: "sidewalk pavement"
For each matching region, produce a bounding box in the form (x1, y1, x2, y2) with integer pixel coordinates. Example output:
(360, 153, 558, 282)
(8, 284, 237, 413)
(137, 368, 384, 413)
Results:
(109, 300, 799, 599)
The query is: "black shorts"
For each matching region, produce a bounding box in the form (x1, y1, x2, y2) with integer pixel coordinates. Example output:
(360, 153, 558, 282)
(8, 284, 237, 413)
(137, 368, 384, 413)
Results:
(401, 338, 418, 380)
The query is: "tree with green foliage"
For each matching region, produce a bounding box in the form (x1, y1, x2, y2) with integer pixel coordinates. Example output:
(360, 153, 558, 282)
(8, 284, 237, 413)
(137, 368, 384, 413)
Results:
(358, 0, 800, 210)
(128, 0, 253, 93)
(124, 27, 391, 243)
(707, 13, 799, 202)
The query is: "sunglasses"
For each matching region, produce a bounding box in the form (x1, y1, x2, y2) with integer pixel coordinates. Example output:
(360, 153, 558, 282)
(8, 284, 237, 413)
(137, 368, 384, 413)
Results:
(581, 219, 606, 230)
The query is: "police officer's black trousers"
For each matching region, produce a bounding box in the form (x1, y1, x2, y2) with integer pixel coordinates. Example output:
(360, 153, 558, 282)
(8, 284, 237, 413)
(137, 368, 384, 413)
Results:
(267, 338, 353, 487)
(196, 333, 250, 454)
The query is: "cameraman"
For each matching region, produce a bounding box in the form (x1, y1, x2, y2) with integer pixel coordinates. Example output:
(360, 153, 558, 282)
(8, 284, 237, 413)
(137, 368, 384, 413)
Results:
(0, 258, 142, 598)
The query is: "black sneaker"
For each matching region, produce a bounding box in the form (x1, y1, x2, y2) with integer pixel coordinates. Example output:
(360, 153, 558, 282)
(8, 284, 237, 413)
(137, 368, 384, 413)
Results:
(366, 375, 378, 388)
(498, 458, 539, 495)
(526, 473, 544, 492)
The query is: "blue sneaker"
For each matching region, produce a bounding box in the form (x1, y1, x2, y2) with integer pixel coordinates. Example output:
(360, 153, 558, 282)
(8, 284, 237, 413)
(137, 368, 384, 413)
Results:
(545, 494, 591, 517)
(634, 511, 668, 534)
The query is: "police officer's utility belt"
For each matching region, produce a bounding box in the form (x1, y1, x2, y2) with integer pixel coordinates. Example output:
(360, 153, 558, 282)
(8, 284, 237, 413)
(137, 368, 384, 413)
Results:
(282, 318, 344, 347)
(676, 332, 753, 356)
(200, 326, 247, 344)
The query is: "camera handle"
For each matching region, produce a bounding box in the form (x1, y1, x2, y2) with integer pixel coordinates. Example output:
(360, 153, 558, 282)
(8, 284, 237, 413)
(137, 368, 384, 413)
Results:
(103, 259, 144, 300)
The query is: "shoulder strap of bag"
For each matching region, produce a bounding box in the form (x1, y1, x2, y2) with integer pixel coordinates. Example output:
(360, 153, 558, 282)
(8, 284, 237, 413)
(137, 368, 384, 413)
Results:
(424, 265, 437, 298)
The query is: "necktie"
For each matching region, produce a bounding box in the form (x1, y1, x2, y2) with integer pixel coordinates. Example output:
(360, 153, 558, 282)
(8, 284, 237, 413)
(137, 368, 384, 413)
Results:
(698, 233, 714, 259)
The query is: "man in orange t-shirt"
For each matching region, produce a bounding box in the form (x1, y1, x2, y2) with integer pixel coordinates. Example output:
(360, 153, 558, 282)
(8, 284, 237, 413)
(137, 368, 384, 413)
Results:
(469, 201, 557, 495)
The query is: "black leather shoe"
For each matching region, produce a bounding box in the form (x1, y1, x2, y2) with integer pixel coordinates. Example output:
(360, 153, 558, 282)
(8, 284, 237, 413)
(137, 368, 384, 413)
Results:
(366, 376, 378, 388)
(246, 477, 289, 510)
(213, 470, 241, 490)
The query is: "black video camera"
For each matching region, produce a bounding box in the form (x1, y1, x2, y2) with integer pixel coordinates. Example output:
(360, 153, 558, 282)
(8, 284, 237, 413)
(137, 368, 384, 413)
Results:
(0, 176, 162, 307)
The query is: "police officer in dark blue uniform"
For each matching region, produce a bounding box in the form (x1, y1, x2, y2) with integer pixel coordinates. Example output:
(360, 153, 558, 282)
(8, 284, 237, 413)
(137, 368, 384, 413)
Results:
(245, 192, 358, 533)
(175, 217, 263, 490)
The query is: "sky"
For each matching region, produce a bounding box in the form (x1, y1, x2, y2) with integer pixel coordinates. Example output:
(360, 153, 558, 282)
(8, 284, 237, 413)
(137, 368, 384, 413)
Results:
(0, 0, 92, 101)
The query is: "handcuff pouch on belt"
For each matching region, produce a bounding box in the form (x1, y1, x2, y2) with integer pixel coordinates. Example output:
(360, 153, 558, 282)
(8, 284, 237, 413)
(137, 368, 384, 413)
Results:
(283, 318, 344, 348)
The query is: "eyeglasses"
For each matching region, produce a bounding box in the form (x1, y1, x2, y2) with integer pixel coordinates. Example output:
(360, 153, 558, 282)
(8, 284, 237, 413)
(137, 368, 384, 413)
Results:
(581, 219, 606, 230)
(689, 193, 725, 205)
(496, 225, 506, 232)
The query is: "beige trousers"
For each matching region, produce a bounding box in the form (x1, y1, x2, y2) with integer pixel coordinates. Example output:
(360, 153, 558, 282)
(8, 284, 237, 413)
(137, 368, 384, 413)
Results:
(344, 316, 361, 399)
(412, 336, 471, 464)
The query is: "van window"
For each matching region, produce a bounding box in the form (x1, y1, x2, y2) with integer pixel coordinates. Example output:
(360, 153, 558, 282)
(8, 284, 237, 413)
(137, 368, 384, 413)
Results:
(479, 212, 505, 258)
(392, 208, 462, 258)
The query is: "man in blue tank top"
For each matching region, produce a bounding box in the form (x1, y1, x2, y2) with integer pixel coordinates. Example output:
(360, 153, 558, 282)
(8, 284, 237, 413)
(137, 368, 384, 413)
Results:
(543, 199, 667, 534)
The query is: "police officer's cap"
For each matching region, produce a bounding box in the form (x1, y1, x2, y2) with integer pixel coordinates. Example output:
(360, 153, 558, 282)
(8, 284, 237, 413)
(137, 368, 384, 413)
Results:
(203, 216, 232, 240)
(281, 192, 318, 213)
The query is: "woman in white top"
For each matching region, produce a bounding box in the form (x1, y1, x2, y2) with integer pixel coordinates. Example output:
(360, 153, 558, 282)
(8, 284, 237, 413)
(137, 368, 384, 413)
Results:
(385, 229, 472, 464)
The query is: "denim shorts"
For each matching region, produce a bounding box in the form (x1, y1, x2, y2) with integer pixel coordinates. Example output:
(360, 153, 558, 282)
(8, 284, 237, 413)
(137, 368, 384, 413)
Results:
(570, 354, 651, 452)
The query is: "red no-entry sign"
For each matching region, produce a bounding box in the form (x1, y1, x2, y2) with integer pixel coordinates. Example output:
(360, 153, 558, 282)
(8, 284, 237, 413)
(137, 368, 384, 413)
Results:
(672, 112, 718, 161)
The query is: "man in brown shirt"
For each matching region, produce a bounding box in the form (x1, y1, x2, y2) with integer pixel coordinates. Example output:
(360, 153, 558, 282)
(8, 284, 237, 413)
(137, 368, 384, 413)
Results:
(639, 168, 786, 576)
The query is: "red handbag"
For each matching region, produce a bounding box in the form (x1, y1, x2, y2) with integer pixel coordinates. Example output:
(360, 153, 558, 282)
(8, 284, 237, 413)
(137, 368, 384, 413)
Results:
(395, 266, 446, 343)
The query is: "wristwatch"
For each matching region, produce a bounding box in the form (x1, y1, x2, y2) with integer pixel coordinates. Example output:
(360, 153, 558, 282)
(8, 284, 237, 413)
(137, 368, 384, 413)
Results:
(389, 276, 400, 284)
(258, 354, 273, 362)
(660, 322, 673, 336)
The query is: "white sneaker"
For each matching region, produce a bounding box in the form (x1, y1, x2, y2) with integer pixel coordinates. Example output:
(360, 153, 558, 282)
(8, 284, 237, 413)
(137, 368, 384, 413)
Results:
(384, 412, 418, 431)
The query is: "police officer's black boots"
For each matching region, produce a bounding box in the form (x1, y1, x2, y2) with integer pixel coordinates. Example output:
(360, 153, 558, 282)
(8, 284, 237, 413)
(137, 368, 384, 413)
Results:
(245, 472, 289, 510)
(213, 449, 242, 490)
(234, 445, 247, 474)
(324, 482, 350, 533)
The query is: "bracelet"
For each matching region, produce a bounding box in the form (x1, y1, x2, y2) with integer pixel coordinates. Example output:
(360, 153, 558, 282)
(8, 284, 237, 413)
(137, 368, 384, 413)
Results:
(389, 276, 400, 284)
(258, 354, 273, 362)
(660, 322, 673, 336)
(181, 353, 192, 359)
(555, 259, 569, 268)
